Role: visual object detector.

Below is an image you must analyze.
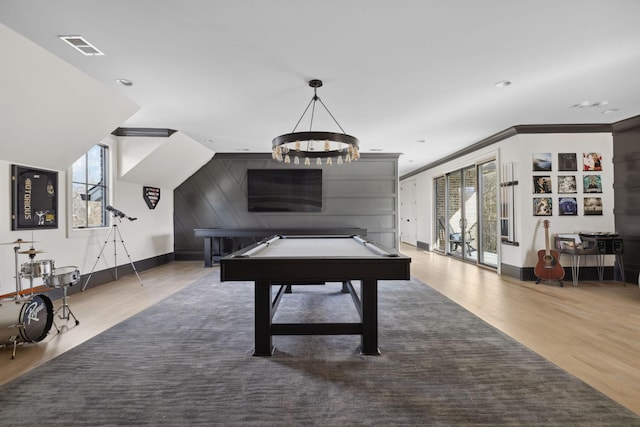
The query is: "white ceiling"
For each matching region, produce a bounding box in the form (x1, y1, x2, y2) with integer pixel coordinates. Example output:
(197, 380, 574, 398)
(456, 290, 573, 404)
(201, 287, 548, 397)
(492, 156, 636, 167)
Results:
(2, 0, 640, 177)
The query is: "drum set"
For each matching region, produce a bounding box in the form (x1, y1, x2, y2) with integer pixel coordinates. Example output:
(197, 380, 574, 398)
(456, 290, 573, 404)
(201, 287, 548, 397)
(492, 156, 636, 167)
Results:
(0, 238, 80, 358)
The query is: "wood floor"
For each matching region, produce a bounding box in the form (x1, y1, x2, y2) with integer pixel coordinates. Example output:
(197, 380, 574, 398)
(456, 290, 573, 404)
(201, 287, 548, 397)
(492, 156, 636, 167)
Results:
(1, 247, 639, 416)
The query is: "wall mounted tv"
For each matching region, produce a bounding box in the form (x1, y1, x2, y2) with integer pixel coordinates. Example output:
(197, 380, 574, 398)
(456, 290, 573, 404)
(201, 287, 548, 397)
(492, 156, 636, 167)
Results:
(247, 169, 322, 212)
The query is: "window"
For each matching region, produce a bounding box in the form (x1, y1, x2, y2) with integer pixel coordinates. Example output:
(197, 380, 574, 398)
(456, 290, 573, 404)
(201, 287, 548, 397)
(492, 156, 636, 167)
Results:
(72, 144, 108, 228)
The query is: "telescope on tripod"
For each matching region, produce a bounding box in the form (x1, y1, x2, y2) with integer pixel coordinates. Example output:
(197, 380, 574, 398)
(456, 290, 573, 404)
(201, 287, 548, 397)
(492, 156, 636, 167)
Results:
(82, 205, 143, 291)
(106, 205, 137, 221)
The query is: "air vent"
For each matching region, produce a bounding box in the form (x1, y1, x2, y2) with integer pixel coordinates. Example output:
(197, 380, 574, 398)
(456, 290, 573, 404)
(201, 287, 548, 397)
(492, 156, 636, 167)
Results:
(112, 128, 177, 137)
(58, 35, 105, 56)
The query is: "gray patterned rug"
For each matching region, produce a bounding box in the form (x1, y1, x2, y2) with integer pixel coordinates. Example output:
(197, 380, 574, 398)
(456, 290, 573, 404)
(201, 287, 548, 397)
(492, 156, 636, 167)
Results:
(0, 271, 638, 426)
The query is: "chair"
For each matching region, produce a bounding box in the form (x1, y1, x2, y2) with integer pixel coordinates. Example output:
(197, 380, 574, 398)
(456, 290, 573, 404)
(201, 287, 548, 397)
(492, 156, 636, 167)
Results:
(443, 219, 475, 256)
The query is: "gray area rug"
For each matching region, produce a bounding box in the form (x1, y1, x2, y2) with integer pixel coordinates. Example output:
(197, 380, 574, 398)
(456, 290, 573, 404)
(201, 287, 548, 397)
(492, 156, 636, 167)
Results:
(1, 272, 638, 426)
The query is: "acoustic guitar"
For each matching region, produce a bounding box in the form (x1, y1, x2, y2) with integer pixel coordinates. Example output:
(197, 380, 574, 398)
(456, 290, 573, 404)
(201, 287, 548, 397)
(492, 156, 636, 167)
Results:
(534, 219, 565, 284)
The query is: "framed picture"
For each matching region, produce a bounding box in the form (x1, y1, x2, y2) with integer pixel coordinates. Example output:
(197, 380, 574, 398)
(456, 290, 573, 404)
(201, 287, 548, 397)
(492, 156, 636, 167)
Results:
(11, 164, 58, 230)
(558, 153, 577, 171)
(558, 197, 578, 216)
(583, 197, 603, 215)
(557, 175, 577, 193)
(533, 153, 552, 171)
(582, 152, 603, 171)
(583, 175, 602, 193)
(533, 197, 552, 216)
(533, 176, 552, 194)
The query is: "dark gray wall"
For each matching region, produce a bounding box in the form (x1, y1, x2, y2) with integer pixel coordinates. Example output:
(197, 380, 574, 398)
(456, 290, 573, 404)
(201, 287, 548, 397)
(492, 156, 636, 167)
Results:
(612, 116, 640, 283)
(174, 153, 401, 257)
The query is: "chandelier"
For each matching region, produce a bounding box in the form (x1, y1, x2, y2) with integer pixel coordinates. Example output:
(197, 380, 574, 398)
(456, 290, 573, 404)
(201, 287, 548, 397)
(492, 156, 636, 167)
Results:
(272, 79, 360, 166)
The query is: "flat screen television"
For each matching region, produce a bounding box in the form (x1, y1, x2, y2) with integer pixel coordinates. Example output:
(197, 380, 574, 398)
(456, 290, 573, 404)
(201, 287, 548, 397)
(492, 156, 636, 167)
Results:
(247, 169, 322, 212)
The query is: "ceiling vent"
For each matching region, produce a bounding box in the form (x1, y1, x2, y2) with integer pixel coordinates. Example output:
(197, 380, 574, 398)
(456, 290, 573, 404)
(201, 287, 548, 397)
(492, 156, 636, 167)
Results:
(58, 35, 105, 56)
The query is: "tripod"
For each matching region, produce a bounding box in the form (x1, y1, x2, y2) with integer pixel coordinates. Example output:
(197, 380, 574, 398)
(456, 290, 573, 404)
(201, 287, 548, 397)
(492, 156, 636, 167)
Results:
(82, 214, 144, 291)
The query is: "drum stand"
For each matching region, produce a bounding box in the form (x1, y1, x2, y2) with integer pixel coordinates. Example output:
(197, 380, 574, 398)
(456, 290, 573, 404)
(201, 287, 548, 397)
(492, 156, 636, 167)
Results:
(82, 215, 144, 291)
(53, 284, 79, 332)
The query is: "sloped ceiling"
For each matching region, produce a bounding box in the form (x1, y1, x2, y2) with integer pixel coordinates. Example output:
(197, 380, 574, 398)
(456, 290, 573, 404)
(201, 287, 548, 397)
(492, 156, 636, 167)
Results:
(118, 131, 214, 189)
(0, 23, 139, 171)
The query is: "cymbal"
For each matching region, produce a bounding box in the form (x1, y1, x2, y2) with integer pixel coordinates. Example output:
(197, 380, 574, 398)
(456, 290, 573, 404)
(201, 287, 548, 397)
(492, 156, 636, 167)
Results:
(18, 249, 46, 255)
(1, 239, 37, 245)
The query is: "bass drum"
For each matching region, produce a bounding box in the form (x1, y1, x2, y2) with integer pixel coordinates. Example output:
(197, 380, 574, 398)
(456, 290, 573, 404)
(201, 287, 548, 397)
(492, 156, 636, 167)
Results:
(0, 295, 54, 344)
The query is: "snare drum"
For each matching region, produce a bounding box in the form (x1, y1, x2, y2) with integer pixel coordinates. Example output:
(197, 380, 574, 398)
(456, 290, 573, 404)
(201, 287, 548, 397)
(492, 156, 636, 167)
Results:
(44, 266, 80, 288)
(20, 259, 55, 279)
(0, 295, 54, 344)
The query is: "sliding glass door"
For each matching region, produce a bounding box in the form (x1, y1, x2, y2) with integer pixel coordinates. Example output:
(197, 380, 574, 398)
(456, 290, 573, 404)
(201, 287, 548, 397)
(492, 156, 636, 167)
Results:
(478, 160, 498, 267)
(435, 159, 497, 268)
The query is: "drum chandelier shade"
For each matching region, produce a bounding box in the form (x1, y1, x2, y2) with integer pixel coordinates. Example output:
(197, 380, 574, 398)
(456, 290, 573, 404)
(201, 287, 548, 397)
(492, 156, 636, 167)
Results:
(272, 79, 360, 166)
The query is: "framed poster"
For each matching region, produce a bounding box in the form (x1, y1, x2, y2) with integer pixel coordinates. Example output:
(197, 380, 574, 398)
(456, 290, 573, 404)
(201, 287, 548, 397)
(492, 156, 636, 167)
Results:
(533, 153, 552, 171)
(583, 175, 602, 193)
(533, 176, 552, 194)
(558, 197, 578, 216)
(583, 197, 603, 215)
(582, 152, 603, 171)
(533, 197, 552, 216)
(11, 165, 58, 230)
(558, 175, 577, 193)
(558, 153, 577, 171)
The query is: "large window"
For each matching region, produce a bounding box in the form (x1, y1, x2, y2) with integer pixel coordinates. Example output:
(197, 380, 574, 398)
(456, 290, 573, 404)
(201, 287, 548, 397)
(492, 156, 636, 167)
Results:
(72, 144, 108, 228)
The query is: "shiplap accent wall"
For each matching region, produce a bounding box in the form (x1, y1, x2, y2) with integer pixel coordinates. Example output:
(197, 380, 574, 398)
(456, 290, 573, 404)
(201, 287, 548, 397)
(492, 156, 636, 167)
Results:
(174, 153, 401, 258)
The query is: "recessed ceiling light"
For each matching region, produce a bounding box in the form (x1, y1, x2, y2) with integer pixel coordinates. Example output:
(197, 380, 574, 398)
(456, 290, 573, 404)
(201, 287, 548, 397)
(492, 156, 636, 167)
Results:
(204, 139, 215, 144)
(602, 109, 619, 114)
(58, 35, 105, 56)
(116, 79, 134, 87)
(416, 139, 426, 143)
(494, 80, 512, 88)
(369, 148, 384, 152)
(571, 100, 609, 108)
(236, 148, 250, 151)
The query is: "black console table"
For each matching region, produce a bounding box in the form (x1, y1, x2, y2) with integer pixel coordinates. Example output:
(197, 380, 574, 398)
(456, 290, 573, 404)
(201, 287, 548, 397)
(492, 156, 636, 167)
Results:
(555, 232, 624, 286)
(194, 228, 367, 267)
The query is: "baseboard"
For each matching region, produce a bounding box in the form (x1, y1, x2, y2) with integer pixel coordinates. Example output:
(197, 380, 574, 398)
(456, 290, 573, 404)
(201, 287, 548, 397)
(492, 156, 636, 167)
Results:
(416, 241, 430, 251)
(501, 263, 621, 283)
(44, 253, 176, 300)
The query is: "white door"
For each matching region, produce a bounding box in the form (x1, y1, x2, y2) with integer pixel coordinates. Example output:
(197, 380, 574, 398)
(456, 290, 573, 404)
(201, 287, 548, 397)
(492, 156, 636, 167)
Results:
(400, 180, 417, 246)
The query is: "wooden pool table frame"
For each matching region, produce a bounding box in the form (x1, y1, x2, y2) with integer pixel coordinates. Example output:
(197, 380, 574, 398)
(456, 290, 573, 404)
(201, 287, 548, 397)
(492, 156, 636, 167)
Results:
(219, 235, 411, 356)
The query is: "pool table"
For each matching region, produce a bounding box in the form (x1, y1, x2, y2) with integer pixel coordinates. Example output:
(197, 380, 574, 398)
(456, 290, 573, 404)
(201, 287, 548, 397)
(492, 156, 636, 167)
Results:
(219, 234, 411, 356)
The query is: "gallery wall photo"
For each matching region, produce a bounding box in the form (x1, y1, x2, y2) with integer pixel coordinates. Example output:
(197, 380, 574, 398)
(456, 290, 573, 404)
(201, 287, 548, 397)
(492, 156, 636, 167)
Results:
(11, 164, 58, 230)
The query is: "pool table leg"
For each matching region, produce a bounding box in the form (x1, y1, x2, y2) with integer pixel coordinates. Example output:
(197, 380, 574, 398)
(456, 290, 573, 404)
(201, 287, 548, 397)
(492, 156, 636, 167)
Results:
(360, 279, 380, 355)
(253, 280, 274, 356)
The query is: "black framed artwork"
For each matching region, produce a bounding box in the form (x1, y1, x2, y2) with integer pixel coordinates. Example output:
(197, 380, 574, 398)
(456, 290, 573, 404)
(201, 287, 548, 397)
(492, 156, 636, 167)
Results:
(582, 152, 603, 171)
(583, 175, 602, 193)
(532, 153, 552, 171)
(558, 197, 578, 216)
(558, 153, 578, 171)
(533, 176, 552, 194)
(11, 164, 58, 230)
(533, 197, 552, 216)
(583, 197, 603, 215)
(558, 175, 577, 193)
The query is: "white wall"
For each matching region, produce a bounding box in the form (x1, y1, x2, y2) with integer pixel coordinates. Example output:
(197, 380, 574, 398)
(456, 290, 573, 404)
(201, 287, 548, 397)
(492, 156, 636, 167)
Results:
(0, 135, 175, 296)
(407, 132, 615, 271)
